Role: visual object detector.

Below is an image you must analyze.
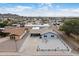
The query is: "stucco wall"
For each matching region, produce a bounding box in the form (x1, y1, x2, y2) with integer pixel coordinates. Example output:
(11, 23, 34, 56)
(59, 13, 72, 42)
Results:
(41, 32, 58, 40)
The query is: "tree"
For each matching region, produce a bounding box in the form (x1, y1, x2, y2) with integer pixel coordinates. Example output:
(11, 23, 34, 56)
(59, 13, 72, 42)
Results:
(3, 20, 8, 25)
(3, 18, 14, 26)
(60, 19, 79, 35)
(0, 23, 7, 28)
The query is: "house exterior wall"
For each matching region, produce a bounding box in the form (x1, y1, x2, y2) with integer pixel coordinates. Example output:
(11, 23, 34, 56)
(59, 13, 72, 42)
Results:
(19, 30, 27, 39)
(41, 32, 57, 40)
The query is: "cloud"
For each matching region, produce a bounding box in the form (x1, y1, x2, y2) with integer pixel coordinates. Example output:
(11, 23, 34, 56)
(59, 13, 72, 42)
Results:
(0, 4, 79, 17)
(55, 8, 79, 17)
(0, 5, 32, 14)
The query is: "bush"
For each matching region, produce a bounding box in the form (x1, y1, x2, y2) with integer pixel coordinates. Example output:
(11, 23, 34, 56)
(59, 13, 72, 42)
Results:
(0, 23, 7, 28)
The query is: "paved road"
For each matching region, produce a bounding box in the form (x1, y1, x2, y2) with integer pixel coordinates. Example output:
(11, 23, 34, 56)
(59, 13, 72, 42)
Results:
(0, 37, 9, 43)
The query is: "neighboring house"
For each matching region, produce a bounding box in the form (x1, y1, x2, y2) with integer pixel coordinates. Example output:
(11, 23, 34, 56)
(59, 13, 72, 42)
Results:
(0, 27, 29, 52)
(3, 27, 27, 40)
(12, 24, 20, 27)
(0, 28, 5, 32)
(25, 24, 50, 29)
(12, 23, 25, 27)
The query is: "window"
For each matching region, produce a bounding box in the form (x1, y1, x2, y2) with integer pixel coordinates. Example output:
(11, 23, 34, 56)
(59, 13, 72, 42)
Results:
(51, 35, 54, 37)
(44, 35, 47, 37)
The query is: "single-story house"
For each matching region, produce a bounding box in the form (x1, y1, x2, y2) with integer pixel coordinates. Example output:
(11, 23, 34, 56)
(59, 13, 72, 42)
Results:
(25, 24, 50, 29)
(40, 32, 58, 40)
(30, 27, 58, 40)
(12, 24, 20, 27)
(0, 28, 5, 32)
(3, 27, 27, 40)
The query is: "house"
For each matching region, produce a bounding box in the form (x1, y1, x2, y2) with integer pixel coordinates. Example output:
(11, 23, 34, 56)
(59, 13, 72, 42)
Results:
(40, 32, 58, 40)
(3, 27, 27, 40)
(40, 28, 58, 40)
(25, 24, 50, 28)
(30, 27, 58, 40)
(0, 28, 5, 32)
(12, 24, 20, 27)
(0, 27, 29, 52)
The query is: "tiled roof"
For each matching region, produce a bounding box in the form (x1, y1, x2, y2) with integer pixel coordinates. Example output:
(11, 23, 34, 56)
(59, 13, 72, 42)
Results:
(3, 27, 25, 36)
(3, 27, 27, 40)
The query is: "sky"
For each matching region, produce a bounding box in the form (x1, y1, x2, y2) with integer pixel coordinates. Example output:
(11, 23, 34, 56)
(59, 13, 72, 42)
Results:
(0, 3, 79, 17)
